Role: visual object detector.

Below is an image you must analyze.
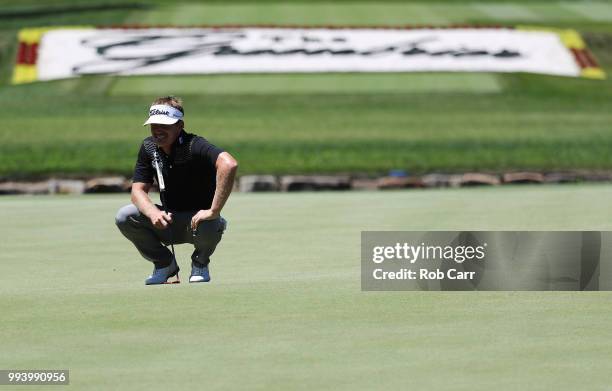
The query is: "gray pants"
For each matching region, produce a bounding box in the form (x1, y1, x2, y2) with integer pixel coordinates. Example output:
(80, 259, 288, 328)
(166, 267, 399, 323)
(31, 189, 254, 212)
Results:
(115, 204, 226, 268)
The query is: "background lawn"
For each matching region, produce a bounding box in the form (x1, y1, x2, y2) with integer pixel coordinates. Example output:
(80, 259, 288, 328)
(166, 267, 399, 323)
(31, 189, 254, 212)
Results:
(0, 1, 611, 177)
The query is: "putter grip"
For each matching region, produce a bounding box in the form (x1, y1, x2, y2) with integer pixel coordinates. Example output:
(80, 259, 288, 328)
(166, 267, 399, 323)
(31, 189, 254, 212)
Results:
(153, 152, 165, 191)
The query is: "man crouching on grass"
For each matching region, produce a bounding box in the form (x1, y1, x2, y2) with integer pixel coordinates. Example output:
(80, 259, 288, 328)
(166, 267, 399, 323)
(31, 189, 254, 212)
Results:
(115, 96, 238, 285)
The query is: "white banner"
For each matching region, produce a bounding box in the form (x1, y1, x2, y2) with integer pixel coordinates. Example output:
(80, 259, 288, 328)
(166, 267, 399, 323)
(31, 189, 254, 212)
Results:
(36, 27, 581, 80)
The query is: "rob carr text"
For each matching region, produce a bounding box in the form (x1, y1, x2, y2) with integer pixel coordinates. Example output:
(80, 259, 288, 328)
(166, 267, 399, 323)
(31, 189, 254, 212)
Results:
(370, 242, 485, 281)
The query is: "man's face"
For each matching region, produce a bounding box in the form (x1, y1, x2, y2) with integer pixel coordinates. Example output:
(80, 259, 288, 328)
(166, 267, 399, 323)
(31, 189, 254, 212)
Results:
(150, 121, 182, 148)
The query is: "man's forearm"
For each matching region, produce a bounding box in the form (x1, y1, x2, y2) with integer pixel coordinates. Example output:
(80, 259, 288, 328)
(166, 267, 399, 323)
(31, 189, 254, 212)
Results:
(210, 164, 237, 214)
(131, 188, 158, 218)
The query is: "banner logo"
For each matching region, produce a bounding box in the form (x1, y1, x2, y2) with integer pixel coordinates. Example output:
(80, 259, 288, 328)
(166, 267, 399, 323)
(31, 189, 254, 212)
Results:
(13, 26, 605, 83)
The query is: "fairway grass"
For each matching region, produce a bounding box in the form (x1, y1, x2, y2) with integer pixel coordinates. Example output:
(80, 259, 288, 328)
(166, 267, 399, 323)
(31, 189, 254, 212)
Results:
(2, 185, 612, 390)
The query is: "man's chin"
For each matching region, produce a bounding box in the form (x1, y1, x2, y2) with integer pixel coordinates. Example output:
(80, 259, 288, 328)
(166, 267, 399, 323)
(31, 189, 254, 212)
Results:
(153, 138, 168, 147)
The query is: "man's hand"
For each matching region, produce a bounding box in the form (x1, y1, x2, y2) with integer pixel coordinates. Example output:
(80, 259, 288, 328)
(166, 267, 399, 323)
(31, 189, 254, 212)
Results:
(191, 209, 220, 230)
(149, 209, 173, 229)
(132, 182, 173, 229)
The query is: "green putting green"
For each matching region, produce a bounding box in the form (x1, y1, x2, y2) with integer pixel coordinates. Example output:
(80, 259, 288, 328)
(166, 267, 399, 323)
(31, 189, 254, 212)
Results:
(2, 185, 612, 390)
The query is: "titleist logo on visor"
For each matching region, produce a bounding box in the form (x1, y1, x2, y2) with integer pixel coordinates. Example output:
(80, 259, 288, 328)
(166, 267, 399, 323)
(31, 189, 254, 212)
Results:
(148, 105, 183, 118)
(150, 108, 169, 116)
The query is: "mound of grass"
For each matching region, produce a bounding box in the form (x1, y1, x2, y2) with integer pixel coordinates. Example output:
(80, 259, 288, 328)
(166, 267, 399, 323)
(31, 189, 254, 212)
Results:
(2, 74, 611, 177)
(1, 1, 611, 177)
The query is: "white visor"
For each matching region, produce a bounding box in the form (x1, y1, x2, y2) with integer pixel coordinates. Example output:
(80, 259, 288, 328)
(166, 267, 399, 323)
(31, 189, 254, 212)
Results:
(143, 104, 184, 126)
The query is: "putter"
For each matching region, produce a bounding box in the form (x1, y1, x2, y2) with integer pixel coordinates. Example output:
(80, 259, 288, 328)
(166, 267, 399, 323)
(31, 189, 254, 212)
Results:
(153, 150, 180, 284)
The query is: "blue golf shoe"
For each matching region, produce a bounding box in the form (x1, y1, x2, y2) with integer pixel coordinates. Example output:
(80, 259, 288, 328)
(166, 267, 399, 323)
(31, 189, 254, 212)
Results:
(189, 263, 211, 283)
(145, 258, 180, 285)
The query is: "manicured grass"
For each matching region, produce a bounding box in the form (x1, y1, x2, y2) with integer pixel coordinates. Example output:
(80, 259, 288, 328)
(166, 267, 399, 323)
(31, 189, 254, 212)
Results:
(131, 2, 612, 25)
(1, 78, 611, 176)
(0, 4, 143, 30)
(1, 1, 611, 177)
(109, 73, 503, 96)
(2, 186, 612, 390)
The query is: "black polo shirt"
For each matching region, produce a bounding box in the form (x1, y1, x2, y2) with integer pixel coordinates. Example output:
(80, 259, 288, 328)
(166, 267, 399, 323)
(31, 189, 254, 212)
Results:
(133, 130, 223, 212)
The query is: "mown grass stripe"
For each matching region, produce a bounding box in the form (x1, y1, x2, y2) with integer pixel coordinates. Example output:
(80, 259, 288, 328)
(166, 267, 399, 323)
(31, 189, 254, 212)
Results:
(132, 2, 612, 26)
(398, 4, 450, 24)
(135, 3, 466, 26)
(108, 73, 503, 96)
(473, 4, 539, 21)
(561, 2, 612, 22)
(524, 3, 587, 23)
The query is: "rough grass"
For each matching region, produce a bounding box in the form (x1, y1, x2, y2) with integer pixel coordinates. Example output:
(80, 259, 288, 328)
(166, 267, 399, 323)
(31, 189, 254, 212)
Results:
(1, 1, 612, 177)
(1, 75, 611, 177)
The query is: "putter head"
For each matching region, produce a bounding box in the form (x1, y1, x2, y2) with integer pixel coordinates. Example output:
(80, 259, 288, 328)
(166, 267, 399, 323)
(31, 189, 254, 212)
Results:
(164, 273, 180, 284)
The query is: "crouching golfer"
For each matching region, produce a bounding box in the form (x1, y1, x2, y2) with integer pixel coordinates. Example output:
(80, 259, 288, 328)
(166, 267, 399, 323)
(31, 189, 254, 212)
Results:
(116, 96, 238, 285)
